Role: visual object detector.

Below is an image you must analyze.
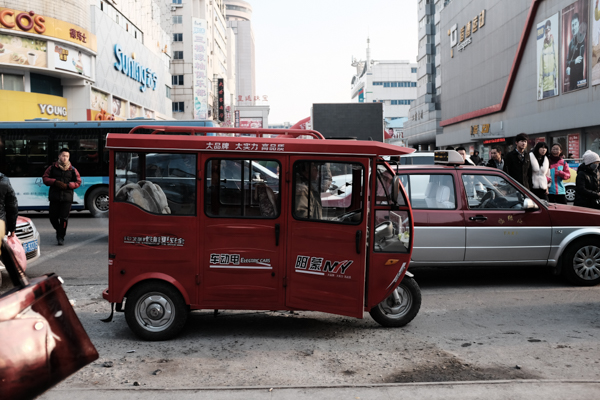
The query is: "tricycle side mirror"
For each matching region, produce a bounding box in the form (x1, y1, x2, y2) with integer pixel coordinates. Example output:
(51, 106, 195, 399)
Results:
(392, 176, 406, 206)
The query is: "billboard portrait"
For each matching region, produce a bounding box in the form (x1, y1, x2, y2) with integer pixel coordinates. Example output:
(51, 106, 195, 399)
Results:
(537, 13, 560, 99)
(562, 0, 589, 92)
(592, 0, 600, 85)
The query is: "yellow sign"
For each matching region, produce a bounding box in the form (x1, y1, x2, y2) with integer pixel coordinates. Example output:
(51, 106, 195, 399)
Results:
(0, 90, 68, 121)
(0, 8, 96, 52)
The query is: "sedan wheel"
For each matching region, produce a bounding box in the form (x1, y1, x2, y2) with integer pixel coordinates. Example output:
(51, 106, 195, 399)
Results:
(565, 187, 576, 202)
(563, 239, 600, 286)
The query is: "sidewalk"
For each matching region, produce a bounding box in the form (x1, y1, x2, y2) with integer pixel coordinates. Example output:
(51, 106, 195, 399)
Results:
(39, 380, 600, 400)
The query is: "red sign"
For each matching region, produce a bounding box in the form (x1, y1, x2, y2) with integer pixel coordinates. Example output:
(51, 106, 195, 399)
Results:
(535, 137, 545, 144)
(567, 134, 580, 158)
(483, 138, 506, 144)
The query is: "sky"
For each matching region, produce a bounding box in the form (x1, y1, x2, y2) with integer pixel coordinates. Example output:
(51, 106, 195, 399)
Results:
(247, 0, 419, 125)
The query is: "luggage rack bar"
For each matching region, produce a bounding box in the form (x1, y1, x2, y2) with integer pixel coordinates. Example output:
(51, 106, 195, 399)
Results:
(127, 125, 325, 140)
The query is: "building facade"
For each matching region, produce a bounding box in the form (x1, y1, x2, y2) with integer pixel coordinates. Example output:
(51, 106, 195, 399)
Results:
(0, 0, 173, 121)
(350, 39, 417, 144)
(402, 0, 446, 150)
(440, 0, 600, 160)
(170, 0, 234, 124)
(225, 0, 268, 127)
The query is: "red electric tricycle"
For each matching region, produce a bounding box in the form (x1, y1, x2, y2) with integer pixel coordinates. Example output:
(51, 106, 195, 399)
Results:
(102, 126, 420, 340)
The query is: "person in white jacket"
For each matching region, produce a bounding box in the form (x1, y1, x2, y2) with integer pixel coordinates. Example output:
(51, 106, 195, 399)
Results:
(529, 142, 551, 200)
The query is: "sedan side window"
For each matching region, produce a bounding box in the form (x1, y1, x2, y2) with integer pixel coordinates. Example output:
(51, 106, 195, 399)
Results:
(398, 174, 455, 209)
(462, 174, 525, 209)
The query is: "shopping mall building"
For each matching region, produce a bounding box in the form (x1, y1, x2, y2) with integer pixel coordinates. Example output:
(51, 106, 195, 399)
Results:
(0, 0, 173, 121)
(439, 0, 600, 159)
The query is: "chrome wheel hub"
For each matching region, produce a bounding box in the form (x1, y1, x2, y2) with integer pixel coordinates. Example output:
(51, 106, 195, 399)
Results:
(573, 246, 600, 281)
(136, 294, 174, 331)
(378, 284, 413, 319)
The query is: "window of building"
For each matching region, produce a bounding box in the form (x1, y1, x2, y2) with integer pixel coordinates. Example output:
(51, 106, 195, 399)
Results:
(173, 15, 182, 24)
(114, 152, 197, 215)
(172, 0, 182, 4)
(173, 51, 183, 60)
(172, 75, 184, 85)
(173, 33, 183, 42)
(166, 85, 171, 99)
(205, 159, 280, 218)
(30, 73, 62, 96)
(172, 102, 184, 112)
(411, 68, 417, 73)
(1, 73, 24, 91)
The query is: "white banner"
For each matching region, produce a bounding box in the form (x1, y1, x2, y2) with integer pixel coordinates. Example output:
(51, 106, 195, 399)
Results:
(192, 18, 208, 120)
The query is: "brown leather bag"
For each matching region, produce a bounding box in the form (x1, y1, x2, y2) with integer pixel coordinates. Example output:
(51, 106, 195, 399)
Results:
(0, 237, 99, 399)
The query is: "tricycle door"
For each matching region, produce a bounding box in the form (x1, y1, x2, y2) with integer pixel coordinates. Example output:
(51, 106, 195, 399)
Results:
(286, 157, 368, 318)
(109, 151, 199, 305)
(367, 163, 414, 309)
(200, 155, 285, 309)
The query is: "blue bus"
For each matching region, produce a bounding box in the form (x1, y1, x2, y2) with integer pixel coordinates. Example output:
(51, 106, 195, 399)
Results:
(0, 119, 217, 217)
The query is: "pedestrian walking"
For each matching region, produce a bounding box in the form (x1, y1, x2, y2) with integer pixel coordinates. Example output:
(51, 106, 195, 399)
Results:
(529, 142, 550, 200)
(574, 150, 600, 209)
(503, 133, 532, 189)
(548, 143, 570, 204)
(456, 147, 476, 166)
(0, 171, 19, 250)
(42, 148, 81, 245)
(470, 150, 482, 166)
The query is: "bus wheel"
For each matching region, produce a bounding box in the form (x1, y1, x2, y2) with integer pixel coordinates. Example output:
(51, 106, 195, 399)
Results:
(369, 276, 421, 327)
(87, 187, 109, 217)
(125, 281, 188, 341)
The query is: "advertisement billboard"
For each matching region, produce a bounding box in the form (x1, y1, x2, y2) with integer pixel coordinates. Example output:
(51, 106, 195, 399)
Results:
(192, 18, 208, 120)
(592, 0, 600, 85)
(562, 0, 589, 93)
(0, 33, 46, 67)
(54, 42, 91, 77)
(536, 13, 560, 99)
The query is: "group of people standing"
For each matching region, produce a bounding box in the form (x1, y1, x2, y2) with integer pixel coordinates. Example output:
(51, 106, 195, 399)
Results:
(457, 132, 600, 209)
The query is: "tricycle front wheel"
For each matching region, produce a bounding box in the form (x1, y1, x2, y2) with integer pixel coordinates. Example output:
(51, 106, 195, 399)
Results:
(369, 276, 421, 327)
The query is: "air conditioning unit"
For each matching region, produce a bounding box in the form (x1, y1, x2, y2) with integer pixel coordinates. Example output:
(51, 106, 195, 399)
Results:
(171, 6, 177, 11)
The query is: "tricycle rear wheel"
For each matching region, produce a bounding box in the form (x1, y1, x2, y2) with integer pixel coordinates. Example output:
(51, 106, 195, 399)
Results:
(125, 281, 188, 341)
(369, 276, 421, 327)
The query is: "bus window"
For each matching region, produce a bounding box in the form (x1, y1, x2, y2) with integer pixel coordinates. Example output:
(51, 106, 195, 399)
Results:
(204, 158, 280, 218)
(293, 161, 363, 223)
(4, 137, 48, 177)
(114, 152, 197, 216)
(77, 138, 99, 164)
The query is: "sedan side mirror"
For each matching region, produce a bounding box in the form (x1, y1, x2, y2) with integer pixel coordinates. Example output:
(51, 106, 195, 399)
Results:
(523, 198, 539, 211)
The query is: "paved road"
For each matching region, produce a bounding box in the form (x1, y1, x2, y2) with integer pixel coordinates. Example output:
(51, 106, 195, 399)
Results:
(5, 212, 600, 398)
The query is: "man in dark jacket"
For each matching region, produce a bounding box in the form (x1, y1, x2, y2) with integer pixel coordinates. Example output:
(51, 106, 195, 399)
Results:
(42, 148, 82, 245)
(503, 133, 532, 189)
(0, 173, 19, 239)
(574, 150, 600, 209)
(471, 150, 482, 166)
(486, 147, 504, 169)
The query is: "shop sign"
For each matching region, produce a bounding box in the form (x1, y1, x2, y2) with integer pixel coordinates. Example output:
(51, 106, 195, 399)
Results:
(568, 134, 580, 159)
(0, 90, 67, 121)
(237, 94, 268, 102)
(54, 43, 91, 77)
(239, 118, 263, 128)
(483, 138, 506, 145)
(192, 18, 208, 120)
(449, 10, 486, 57)
(0, 8, 96, 51)
(114, 44, 157, 93)
(470, 123, 490, 136)
(217, 78, 224, 122)
(38, 103, 67, 117)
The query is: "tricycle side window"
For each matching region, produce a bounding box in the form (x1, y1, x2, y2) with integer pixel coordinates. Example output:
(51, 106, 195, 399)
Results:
(376, 165, 407, 206)
(114, 152, 197, 215)
(292, 161, 364, 224)
(204, 158, 280, 218)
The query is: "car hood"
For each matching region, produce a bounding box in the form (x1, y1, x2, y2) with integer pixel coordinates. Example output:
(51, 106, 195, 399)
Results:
(547, 203, 600, 227)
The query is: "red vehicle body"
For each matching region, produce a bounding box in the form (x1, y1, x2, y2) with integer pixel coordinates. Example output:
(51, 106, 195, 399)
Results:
(102, 126, 420, 340)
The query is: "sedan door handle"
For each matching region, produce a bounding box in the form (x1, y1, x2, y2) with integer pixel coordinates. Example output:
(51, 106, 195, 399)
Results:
(469, 215, 487, 221)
